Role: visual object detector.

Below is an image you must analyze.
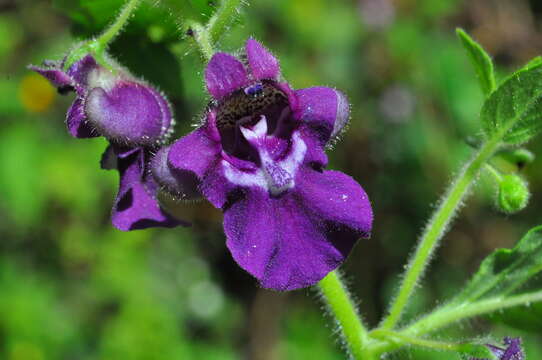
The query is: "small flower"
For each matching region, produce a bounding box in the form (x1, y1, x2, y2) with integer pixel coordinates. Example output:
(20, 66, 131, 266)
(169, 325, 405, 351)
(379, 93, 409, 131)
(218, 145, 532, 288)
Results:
(29, 55, 174, 146)
(156, 39, 373, 290)
(30, 54, 183, 231)
(472, 337, 524, 360)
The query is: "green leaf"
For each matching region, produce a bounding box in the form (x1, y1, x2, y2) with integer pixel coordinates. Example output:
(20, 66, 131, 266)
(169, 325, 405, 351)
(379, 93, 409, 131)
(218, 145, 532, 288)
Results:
(456, 28, 496, 96)
(489, 302, 542, 333)
(458, 344, 496, 360)
(481, 61, 542, 145)
(450, 226, 542, 305)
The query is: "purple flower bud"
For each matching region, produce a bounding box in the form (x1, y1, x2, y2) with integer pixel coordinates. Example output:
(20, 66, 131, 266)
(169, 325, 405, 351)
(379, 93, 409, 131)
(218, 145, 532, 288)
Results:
(165, 39, 373, 290)
(472, 337, 524, 360)
(29, 55, 174, 146)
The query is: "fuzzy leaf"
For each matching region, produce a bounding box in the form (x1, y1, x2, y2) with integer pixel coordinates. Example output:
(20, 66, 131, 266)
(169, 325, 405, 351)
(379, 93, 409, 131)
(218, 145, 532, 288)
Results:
(450, 225, 542, 305)
(456, 28, 496, 96)
(481, 61, 542, 145)
(490, 302, 542, 333)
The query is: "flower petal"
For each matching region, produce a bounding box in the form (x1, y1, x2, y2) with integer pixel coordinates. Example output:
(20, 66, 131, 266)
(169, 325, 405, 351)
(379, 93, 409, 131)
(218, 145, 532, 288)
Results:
(66, 97, 97, 138)
(28, 65, 73, 89)
(205, 53, 249, 99)
(168, 127, 221, 180)
(151, 146, 201, 200)
(246, 38, 280, 80)
(66, 55, 98, 89)
(85, 81, 170, 145)
(296, 168, 372, 238)
(223, 168, 371, 291)
(111, 149, 182, 231)
(294, 87, 350, 143)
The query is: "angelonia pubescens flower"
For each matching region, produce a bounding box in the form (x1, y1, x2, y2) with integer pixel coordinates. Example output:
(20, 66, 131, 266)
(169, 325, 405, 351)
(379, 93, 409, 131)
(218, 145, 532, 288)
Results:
(472, 337, 524, 360)
(29, 55, 183, 231)
(153, 39, 373, 290)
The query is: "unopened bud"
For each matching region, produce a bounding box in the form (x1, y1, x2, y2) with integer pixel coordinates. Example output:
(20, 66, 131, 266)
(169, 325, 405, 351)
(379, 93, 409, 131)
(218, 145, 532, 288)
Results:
(497, 174, 529, 214)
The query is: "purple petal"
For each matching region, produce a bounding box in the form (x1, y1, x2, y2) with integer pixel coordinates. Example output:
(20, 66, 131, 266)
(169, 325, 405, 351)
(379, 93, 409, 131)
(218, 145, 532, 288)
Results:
(168, 127, 221, 180)
(246, 38, 280, 80)
(28, 65, 73, 89)
(205, 53, 249, 99)
(66, 55, 98, 89)
(296, 168, 372, 237)
(111, 148, 183, 231)
(294, 87, 350, 143)
(85, 81, 171, 145)
(151, 146, 202, 200)
(223, 168, 372, 291)
(299, 125, 328, 170)
(200, 162, 236, 209)
(66, 97, 98, 138)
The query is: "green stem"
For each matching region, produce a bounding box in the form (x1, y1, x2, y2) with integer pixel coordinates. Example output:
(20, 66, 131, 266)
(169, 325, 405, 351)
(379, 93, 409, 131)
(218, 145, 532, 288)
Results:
(371, 290, 542, 354)
(207, 0, 242, 44)
(96, 0, 143, 52)
(405, 290, 542, 337)
(189, 21, 215, 61)
(371, 329, 461, 352)
(318, 271, 372, 360)
(381, 135, 502, 330)
(484, 163, 503, 182)
(63, 0, 142, 70)
(188, 0, 241, 61)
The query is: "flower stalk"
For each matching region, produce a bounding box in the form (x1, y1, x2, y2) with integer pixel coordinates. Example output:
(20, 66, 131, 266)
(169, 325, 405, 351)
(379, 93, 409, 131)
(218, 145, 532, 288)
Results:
(318, 271, 372, 360)
(380, 135, 502, 330)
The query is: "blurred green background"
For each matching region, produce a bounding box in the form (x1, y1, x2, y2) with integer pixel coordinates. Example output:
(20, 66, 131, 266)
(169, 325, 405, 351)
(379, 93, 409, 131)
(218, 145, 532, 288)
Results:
(1, 0, 542, 359)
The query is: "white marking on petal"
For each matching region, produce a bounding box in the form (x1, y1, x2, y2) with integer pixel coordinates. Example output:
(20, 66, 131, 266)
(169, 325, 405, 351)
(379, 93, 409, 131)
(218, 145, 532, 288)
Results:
(87, 67, 118, 92)
(239, 115, 267, 142)
(222, 129, 307, 196)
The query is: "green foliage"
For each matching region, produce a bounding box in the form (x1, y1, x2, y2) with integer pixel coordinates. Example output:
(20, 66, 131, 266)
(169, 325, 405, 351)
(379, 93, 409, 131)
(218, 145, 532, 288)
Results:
(53, 0, 180, 42)
(450, 226, 542, 305)
(456, 28, 496, 96)
(481, 62, 542, 145)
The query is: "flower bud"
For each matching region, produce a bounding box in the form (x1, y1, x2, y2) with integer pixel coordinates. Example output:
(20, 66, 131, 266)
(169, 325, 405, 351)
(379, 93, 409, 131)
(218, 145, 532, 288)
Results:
(497, 174, 529, 214)
(30, 55, 174, 146)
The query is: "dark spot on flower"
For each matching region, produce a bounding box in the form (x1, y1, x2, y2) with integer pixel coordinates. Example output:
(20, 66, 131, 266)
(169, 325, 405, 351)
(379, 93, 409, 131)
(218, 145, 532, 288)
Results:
(116, 188, 133, 211)
(216, 82, 288, 131)
(186, 28, 194, 37)
(57, 85, 75, 95)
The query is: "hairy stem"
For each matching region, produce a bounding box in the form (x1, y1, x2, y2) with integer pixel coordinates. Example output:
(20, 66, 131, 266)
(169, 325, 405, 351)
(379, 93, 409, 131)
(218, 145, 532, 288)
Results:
(406, 290, 542, 337)
(371, 329, 461, 352)
(96, 0, 143, 51)
(207, 0, 242, 44)
(371, 290, 542, 354)
(318, 271, 372, 360)
(188, 21, 215, 61)
(381, 136, 502, 330)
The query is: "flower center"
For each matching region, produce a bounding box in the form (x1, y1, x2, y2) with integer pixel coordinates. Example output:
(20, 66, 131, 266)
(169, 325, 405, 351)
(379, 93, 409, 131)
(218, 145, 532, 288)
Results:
(215, 81, 290, 160)
(216, 82, 288, 131)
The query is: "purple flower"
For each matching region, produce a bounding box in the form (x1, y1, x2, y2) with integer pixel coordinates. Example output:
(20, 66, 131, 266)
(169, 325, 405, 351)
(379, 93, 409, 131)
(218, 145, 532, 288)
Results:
(156, 39, 373, 290)
(29, 55, 174, 145)
(30, 55, 183, 231)
(472, 337, 524, 360)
